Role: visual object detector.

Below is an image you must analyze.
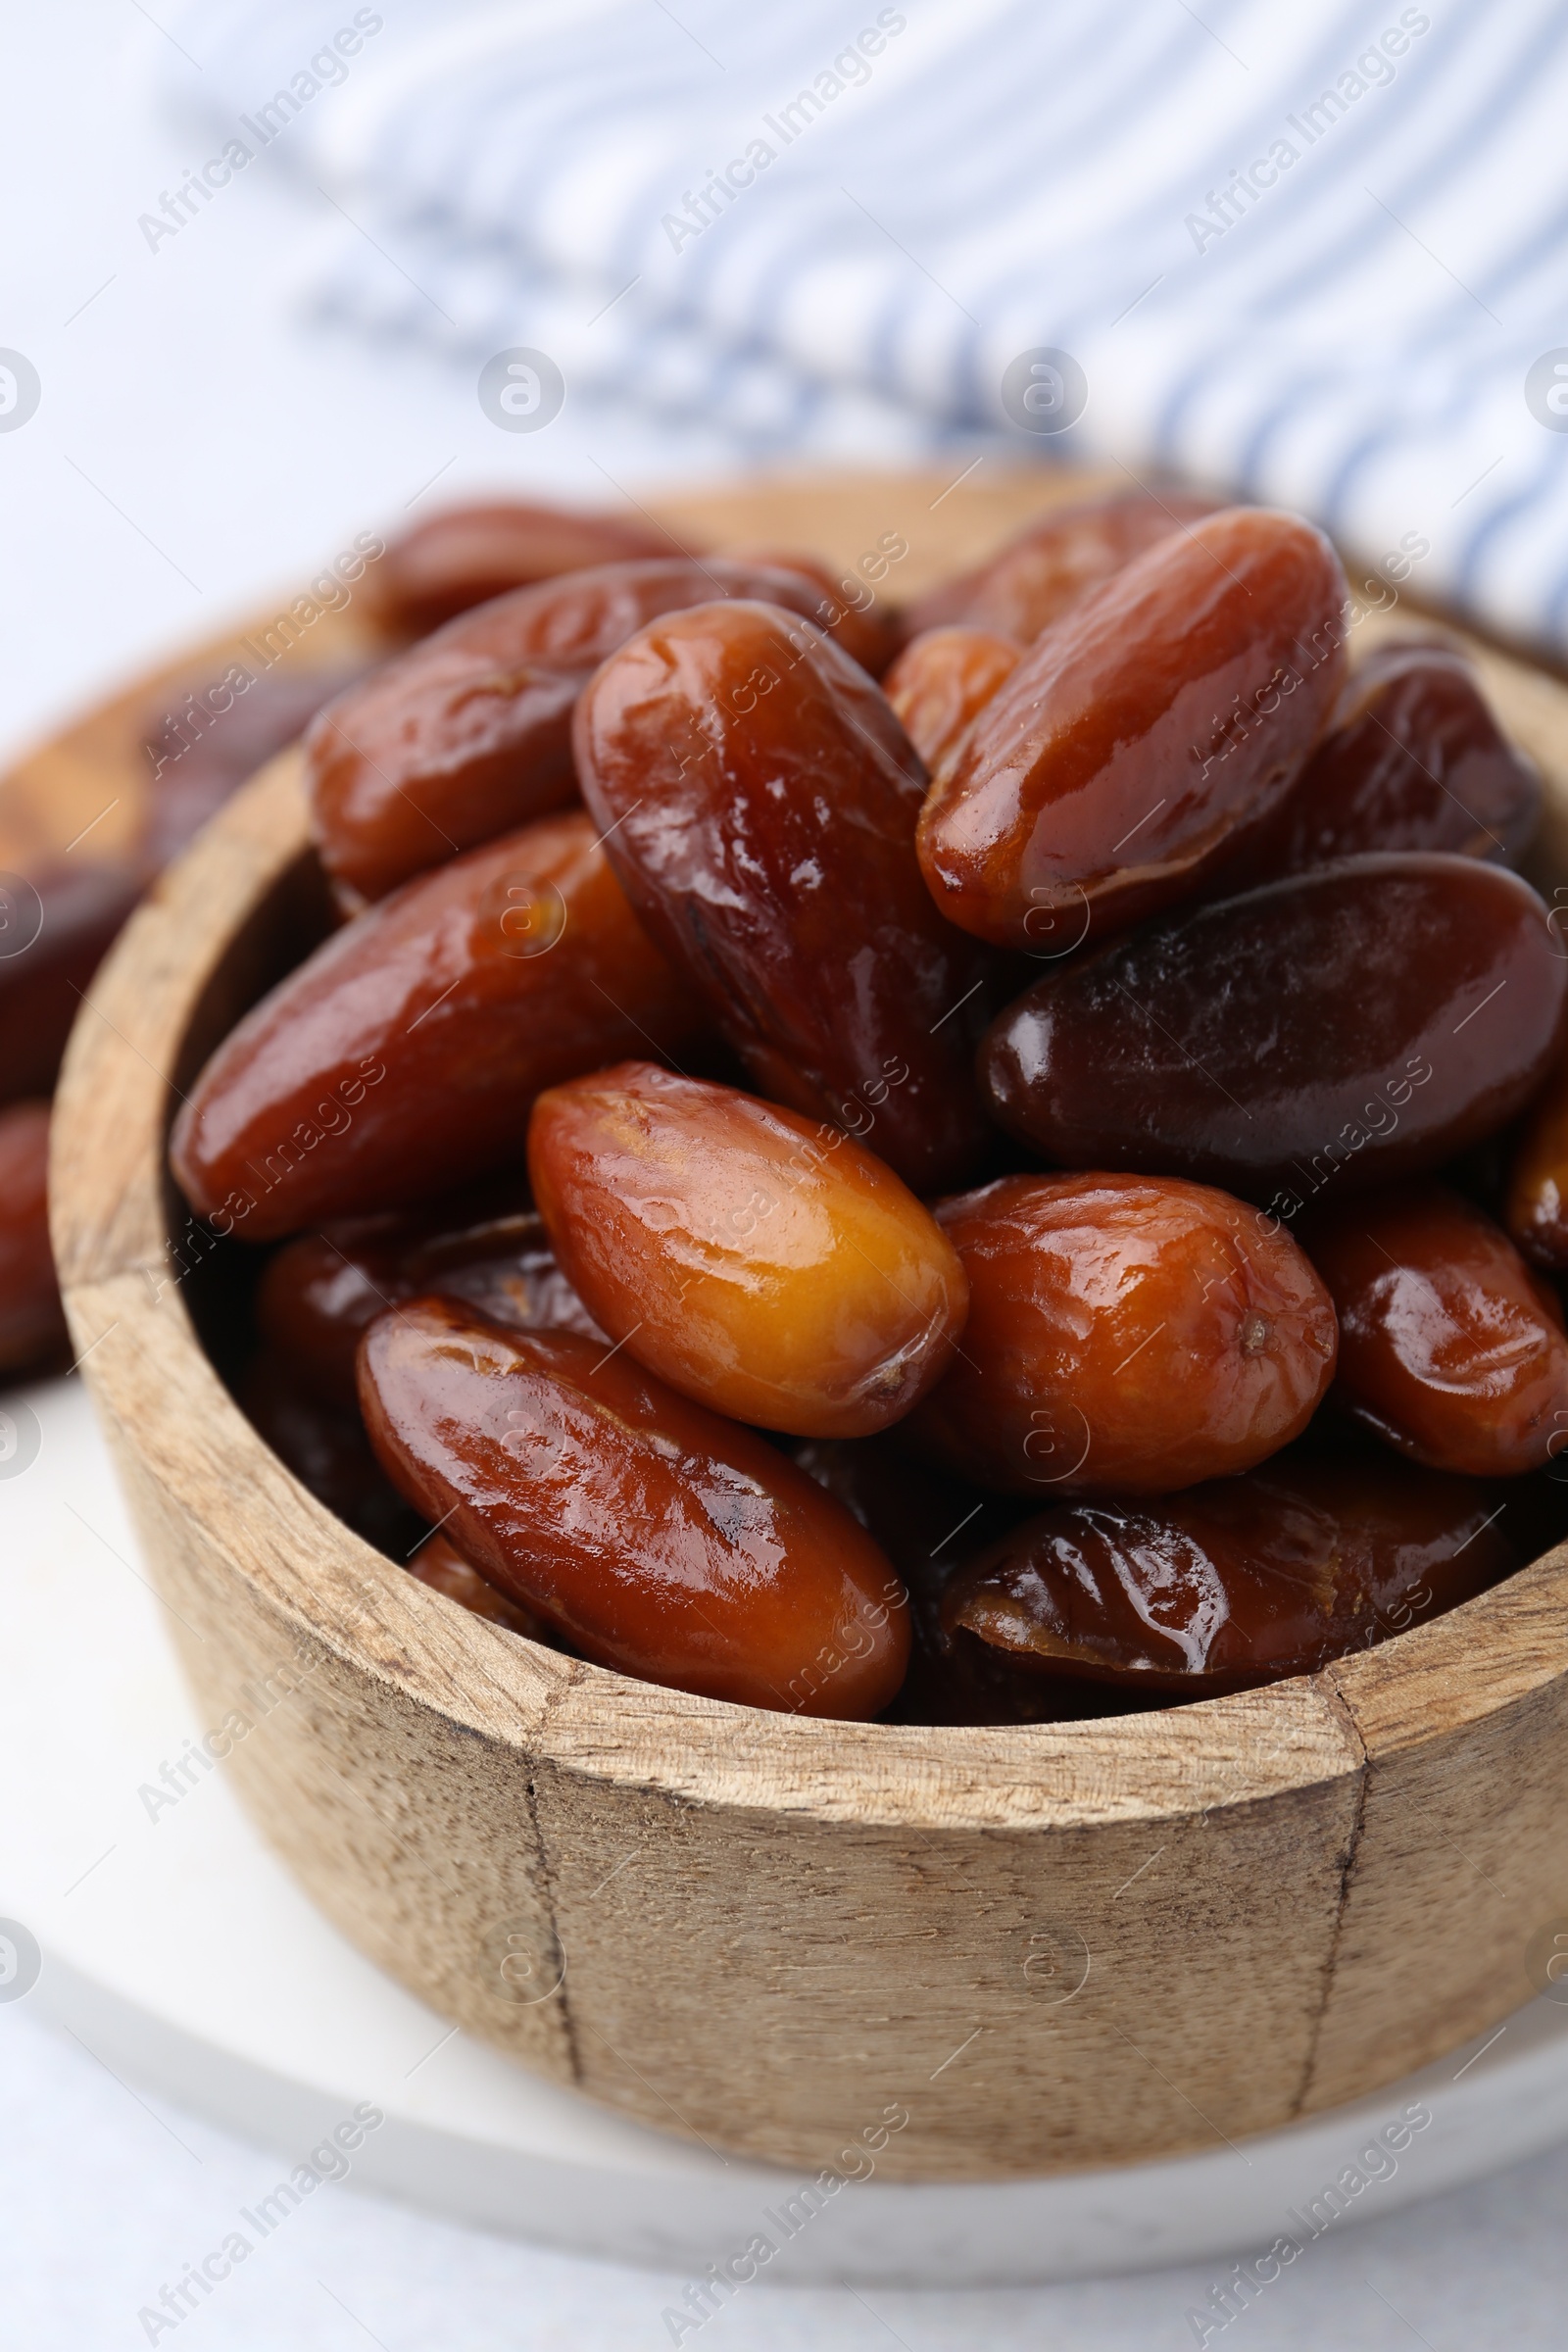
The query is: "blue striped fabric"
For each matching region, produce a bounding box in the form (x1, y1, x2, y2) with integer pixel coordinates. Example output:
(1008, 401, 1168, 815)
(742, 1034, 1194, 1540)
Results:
(165, 0, 1568, 651)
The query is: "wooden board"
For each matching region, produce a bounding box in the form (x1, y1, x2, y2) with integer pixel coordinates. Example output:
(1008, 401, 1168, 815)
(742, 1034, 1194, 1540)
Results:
(38, 470, 1568, 2178)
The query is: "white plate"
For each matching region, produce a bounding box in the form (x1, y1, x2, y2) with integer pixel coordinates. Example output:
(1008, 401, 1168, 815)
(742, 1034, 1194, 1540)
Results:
(5, 1372, 1568, 2287)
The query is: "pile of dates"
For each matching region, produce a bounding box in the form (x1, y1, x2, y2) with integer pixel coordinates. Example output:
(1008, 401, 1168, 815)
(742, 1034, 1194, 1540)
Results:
(149, 487, 1568, 1725)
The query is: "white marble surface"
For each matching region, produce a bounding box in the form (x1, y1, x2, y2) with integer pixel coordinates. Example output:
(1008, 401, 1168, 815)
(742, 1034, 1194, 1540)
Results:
(3, 3, 1567, 2341)
(7, 2002, 1568, 2350)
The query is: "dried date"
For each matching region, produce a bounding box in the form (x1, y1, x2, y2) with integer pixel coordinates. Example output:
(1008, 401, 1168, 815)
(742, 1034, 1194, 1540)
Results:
(0, 1101, 69, 1375)
(942, 1448, 1517, 1695)
(883, 626, 1021, 773)
(309, 556, 890, 906)
(171, 811, 707, 1240)
(358, 1297, 910, 1715)
(1303, 1182, 1568, 1476)
(528, 1062, 968, 1437)
(908, 1172, 1337, 1495)
(906, 487, 1219, 643)
(983, 854, 1567, 1208)
(256, 1195, 601, 1410)
(917, 508, 1350, 950)
(1216, 641, 1540, 886)
(363, 499, 676, 638)
(573, 598, 996, 1190)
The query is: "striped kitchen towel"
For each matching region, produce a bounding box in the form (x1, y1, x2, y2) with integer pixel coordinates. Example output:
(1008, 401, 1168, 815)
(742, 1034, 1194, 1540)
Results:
(160, 0, 1568, 652)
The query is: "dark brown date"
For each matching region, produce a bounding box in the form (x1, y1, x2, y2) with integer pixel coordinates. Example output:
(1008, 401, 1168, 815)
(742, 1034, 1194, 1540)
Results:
(793, 1435, 1144, 1723)
(408, 1529, 553, 1639)
(883, 625, 1022, 773)
(906, 488, 1219, 643)
(917, 509, 1350, 950)
(256, 1196, 602, 1410)
(0, 860, 145, 1104)
(236, 1346, 426, 1557)
(358, 1297, 910, 1716)
(0, 1101, 69, 1376)
(362, 499, 676, 638)
(909, 1173, 1337, 1496)
(1505, 1042, 1568, 1270)
(1303, 1183, 1568, 1476)
(941, 1449, 1517, 1695)
(308, 557, 876, 906)
(1216, 641, 1541, 886)
(170, 811, 707, 1240)
(573, 598, 996, 1191)
(141, 662, 369, 869)
(983, 854, 1568, 1208)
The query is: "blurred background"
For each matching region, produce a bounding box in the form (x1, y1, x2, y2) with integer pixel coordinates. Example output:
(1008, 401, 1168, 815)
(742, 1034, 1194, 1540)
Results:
(6, 1, 1568, 2344)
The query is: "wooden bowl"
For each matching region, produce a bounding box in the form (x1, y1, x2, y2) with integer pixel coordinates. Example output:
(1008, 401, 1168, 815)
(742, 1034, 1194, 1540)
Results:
(40, 472, 1568, 2181)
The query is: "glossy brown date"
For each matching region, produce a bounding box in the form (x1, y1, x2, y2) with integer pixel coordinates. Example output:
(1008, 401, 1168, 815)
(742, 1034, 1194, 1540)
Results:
(408, 1529, 553, 1639)
(362, 499, 676, 638)
(573, 599, 996, 1191)
(791, 1435, 1147, 1723)
(984, 854, 1568, 1207)
(256, 1195, 602, 1410)
(358, 1297, 910, 1715)
(0, 1101, 69, 1375)
(141, 662, 369, 870)
(170, 811, 707, 1241)
(1303, 1183, 1568, 1476)
(715, 545, 900, 676)
(236, 1346, 426, 1557)
(1505, 1042, 1568, 1270)
(917, 509, 1350, 951)
(941, 1448, 1517, 1695)
(908, 1172, 1336, 1496)
(308, 557, 878, 906)
(528, 1063, 968, 1437)
(1216, 641, 1541, 886)
(906, 488, 1219, 643)
(305, 648, 583, 911)
(0, 860, 146, 1104)
(883, 626, 1021, 773)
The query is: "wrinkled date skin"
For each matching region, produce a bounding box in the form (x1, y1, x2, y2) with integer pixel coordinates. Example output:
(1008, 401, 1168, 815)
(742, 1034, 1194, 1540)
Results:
(528, 1063, 969, 1438)
(884, 626, 1022, 774)
(358, 1297, 911, 1715)
(170, 811, 707, 1240)
(237, 1346, 426, 1557)
(1304, 1183, 1568, 1476)
(917, 509, 1351, 952)
(408, 1529, 554, 1640)
(309, 557, 887, 906)
(1218, 642, 1541, 887)
(574, 599, 997, 1191)
(0, 860, 146, 1104)
(0, 1101, 70, 1374)
(1505, 1045, 1568, 1270)
(363, 499, 676, 638)
(906, 488, 1219, 643)
(984, 854, 1568, 1207)
(257, 1196, 602, 1410)
(908, 1173, 1336, 1497)
(941, 1449, 1517, 1695)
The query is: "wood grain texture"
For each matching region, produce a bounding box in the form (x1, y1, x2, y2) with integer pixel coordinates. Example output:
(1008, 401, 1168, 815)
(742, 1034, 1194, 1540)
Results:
(37, 469, 1568, 2178)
